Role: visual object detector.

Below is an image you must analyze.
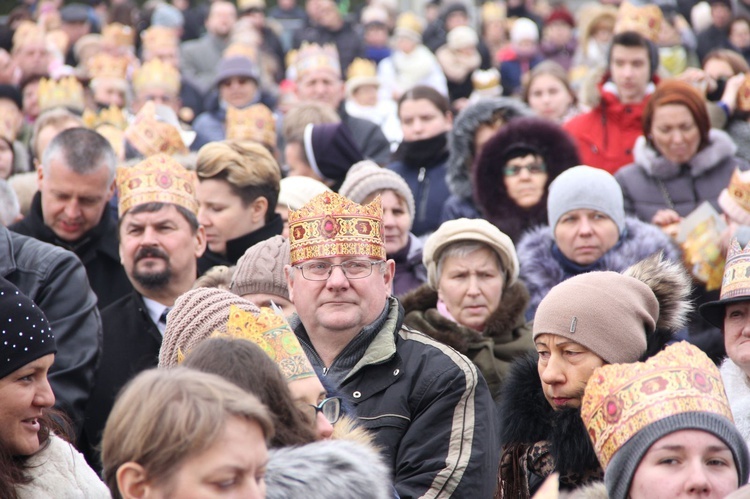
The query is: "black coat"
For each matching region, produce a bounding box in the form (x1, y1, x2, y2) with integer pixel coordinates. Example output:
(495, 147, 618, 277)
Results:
(80, 291, 162, 472)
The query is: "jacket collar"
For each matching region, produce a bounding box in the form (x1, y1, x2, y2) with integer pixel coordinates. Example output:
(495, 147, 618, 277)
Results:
(222, 213, 284, 263)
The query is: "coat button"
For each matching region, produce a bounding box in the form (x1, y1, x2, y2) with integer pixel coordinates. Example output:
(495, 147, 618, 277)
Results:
(393, 369, 400, 376)
(353, 391, 362, 398)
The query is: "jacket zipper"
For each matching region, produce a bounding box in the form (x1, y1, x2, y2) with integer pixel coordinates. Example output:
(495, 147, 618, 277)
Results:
(416, 167, 429, 224)
(297, 335, 330, 376)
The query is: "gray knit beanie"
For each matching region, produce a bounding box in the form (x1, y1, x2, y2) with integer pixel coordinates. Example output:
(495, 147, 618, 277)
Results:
(159, 288, 260, 368)
(230, 235, 290, 300)
(338, 160, 416, 225)
(547, 165, 626, 234)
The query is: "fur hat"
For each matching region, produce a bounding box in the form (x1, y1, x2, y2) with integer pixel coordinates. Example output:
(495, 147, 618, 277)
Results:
(230, 235, 290, 300)
(338, 160, 415, 224)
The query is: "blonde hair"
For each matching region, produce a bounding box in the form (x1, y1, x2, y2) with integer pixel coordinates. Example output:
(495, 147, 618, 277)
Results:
(192, 265, 235, 290)
(101, 367, 274, 499)
(281, 101, 340, 144)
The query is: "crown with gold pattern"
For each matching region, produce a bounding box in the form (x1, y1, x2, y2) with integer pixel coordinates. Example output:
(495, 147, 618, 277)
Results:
(117, 153, 199, 217)
(37, 76, 85, 113)
(214, 305, 315, 381)
(722, 169, 750, 218)
(226, 104, 277, 149)
(288, 192, 385, 265)
(472, 68, 501, 91)
(581, 341, 733, 471)
(141, 26, 179, 52)
(293, 42, 341, 81)
(132, 59, 181, 95)
(87, 53, 129, 80)
(615, 1, 663, 42)
(224, 42, 258, 62)
(125, 101, 188, 157)
(82, 105, 128, 130)
(699, 237, 750, 328)
(102, 23, 135, 49)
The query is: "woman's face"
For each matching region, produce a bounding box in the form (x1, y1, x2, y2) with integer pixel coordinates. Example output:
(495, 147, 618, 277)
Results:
(503, 154, 549, 209)
(288, 376, 334, 440)
(703, 58, 735, 82)
(378, 190, 411, 255)
(437, 246, 504, 331)
(629, 429, 738, 499)
(650, 104, 701, 165)
(730, 20, 750, 50)
(554, 209, 620, 265)
(399, 98, 452, 141)
(197, 179, 264, 256)
(527, 73, 573, 122)
(535, 334, 604, 409)
(0, 354, 55, 456)
(0, 139, 14, 179)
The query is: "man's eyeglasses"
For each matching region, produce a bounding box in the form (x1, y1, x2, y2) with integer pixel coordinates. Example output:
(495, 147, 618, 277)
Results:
(503, 162, 547, 177)
(295, 259, 383, 281)
(303, 397, 342, 424)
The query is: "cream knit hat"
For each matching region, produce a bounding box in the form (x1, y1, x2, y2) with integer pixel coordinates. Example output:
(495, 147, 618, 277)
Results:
(159, 288, 260, 368)
(338, 160, 416, 224)
(278, 176, 332, 211)
(230, 235, 290, 300)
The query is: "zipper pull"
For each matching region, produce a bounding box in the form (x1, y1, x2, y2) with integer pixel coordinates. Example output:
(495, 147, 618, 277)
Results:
(322, 367, 328, 376)
(418, 167, 426, 183)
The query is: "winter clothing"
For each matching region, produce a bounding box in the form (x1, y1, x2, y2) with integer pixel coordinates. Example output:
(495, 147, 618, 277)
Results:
(304, 123, 364, 188)
(436, 27, 483, 104)
(402, 280, 533, 398)
(339, 161, 415, 221)
(726, 118, 750, 164)
(340, 108, 392, 167)
(15, 435, 110, 499)
(377, 45, 448, 102)
(472, 117, 580, 242)
(180, 33, 230, 95)
(615, 129, 750, 222)
(697, 25, 729, 62)
(278, 176, 332, 211)
(392, 234, 427, 297)
(721, 358, 750, 447)
(291, 296, 499, 498)
(540, 39, 577, 71)
(498, 47, 544, 97)
(230, 235, 290, 299)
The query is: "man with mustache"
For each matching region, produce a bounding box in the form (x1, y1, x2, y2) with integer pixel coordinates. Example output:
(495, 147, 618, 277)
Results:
(80, 154, 206, 472)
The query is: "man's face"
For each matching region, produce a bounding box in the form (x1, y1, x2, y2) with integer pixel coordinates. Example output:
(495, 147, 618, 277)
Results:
(22, 80, 40, 120)
(711, 3, 732, 29)
(286, 256, 394, 339)
(92, 77, 127, 109)
(134, 87, 181, 114)
(724, 301, 750, 374)
(219, 76, 258, 108)
(295, 69, 344, 109)
(143, 45, 180, 68)
(206, 2, 237, 38)
(609, 44, 650, 104)
(13, 42, 50, 77)
(316, 0, 342, 30)
(119, 204, 206, 291)
(38, 156, 114, 242)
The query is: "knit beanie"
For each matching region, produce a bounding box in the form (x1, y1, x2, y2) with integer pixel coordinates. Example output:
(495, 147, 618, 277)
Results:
(278, 176, 332, 211)
(533, 271, 658, 364)
(510, 17, 539, 44)
(230, 235, 290, 300)
(159, 288, 260, 368)
(423, 218, 519, 289)
(447, 26, 478, 50)
(547, 165, 626, 234)
(0, 277, 56, 379)
(338, 160, 416, 224)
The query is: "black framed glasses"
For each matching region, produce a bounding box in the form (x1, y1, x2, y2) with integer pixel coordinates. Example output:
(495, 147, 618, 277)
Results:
(295, 259, 383, 281)
(503, 162, 547, 177)
(304, 397, 342, 424)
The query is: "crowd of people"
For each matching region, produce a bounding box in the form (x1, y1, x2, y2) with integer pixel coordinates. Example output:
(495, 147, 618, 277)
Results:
(6, 0, 750, 496)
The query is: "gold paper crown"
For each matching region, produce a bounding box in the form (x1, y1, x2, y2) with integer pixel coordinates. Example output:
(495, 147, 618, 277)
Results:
(102, 23, 135, 48)
(294, 42, 341, 80)
(615, 1, 663, 42)
(481, 2, 506, 22)
(141, 26, 179, 52)
(581, 342, 732, 471)
(346, 58, 377, 81)
(725, 168, 750, 216)
(717, 238, 750, 301)
(395, 12, 424, 36)
(82, 105, 128, 130)
(738, 76, 750, 112)
(288, 192, 385, 265)
(224, 42, 258, 62)
(132, 58, 181, 95)
(37, 76, 85, 113)
(96, 123, 125, 160)
(216, 305, 315, 381)
(226, 104, 277, 149)
(116, 153, 199, 217)
(125, 101, 188, 158)
(87, 53, 129, 80)
(472, 68, 501, 91)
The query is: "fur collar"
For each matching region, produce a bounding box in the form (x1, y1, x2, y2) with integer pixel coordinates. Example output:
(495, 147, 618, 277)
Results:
(720, 358, 750, 446)
(633, 129, 737, 179)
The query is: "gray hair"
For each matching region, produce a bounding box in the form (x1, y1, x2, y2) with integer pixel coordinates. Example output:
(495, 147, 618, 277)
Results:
(0, 179, 20, 226)
(42, 127, 117, 183)
(435, 241, 505, 287)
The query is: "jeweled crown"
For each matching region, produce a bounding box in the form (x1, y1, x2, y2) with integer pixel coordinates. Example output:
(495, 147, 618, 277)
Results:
(226, 104, 276, 149)
(718, 237, 750, 301)
(124, 101, 187, 157)
(346, 58, 377, 81)
(87, 53, 129, 80)
(141, 26, 179, 52)
(615, 1, 663, 42)
(102, 23, 135, 49)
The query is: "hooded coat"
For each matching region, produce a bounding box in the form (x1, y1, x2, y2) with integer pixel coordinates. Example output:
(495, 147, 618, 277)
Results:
(473, 117, 580, 242)
(442, 98, 533, 222)
(401, 280, 534, 399)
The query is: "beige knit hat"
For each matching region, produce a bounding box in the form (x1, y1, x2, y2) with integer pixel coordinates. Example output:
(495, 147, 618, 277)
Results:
(159, 288, 260, 368)
(338, 160, 416, 224)
(230, 235, 290, 300)
(423, 218, 519, 289)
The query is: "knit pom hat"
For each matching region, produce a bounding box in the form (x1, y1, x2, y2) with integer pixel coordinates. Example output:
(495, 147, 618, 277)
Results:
(338, 160, 415, 224)
(510, 17, 539, 44)
(230, 235, 290, 300)
(447, 26, 479, 50)
(159, 288, 260, 368)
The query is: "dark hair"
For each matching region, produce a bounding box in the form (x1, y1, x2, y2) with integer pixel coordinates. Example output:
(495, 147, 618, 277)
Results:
(118, 202, 200, 233)
(398, 85, 451, 117)
(609, 31, 657, 77)
(182, 338, 318, 448)
(642, 79, 711, 151)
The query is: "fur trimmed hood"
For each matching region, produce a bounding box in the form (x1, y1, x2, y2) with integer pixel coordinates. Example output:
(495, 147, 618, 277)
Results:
(517, 217, 683, 318)
(473, 117, 581, 242)
(446, 98, 533, 201)
(720, 358, 750, 447)
(633, 128, 738, 179)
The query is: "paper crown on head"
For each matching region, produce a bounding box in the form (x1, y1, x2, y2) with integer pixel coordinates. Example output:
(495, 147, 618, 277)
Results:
(472, 68, 501, 91)
(737, 76, 750, 112)
(125, 101, 188, 157)
(581, 341, 733, 471)
(96, 123, 125, 161)
(395, 12, 424, 41)
(719, 168, 750, 225)
(38, 76, 85, 113)
(293, 42, 341, 81)
(481, 2, 506, 22)
(288, 192, 385, 265)
(141, 26, 179, 52)
(102, 22, 135, 48)
(615, 1, 663, 42)
(216, 305, 315, 381)
(700, 237, 750, 327)
(226, 104, 277, 149)
(117, 153, 198, 217)
(132, 58, 181, 95)
(82, 105, 128, 130)
(224, 42, 258, 61)
(345, 58, 379, 96)
(87, 53, 129, 80)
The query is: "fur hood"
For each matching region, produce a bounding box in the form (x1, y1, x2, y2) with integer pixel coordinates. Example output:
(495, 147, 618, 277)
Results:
(720, 358, 750, 447)
(265, 439, 393, 499)
(564, 481, 608, 499)
(633, 128, 737, 179)
(517, 217, 683, 318)
(473, 117, 581, 242)
(446, 98, 533, 201)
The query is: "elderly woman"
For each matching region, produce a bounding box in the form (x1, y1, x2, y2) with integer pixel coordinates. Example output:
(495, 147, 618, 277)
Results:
(401, 218, 533, 398)
(518, 165, 680, 319)
(339, 161, 426, 297)
(497, 254, 692, 498)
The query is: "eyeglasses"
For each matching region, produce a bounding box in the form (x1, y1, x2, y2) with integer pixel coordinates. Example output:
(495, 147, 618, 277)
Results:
(295, 259, 383, 281)
(303, 397, 342, 424)
(503, 162, 547, 177)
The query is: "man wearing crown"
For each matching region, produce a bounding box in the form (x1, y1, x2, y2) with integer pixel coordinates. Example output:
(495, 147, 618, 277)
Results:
(81, 153, 207, 472)
(285, 192, 497, 498)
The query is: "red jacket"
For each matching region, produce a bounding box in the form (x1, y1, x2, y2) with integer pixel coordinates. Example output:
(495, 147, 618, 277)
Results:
(564, 78, 655, 174)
